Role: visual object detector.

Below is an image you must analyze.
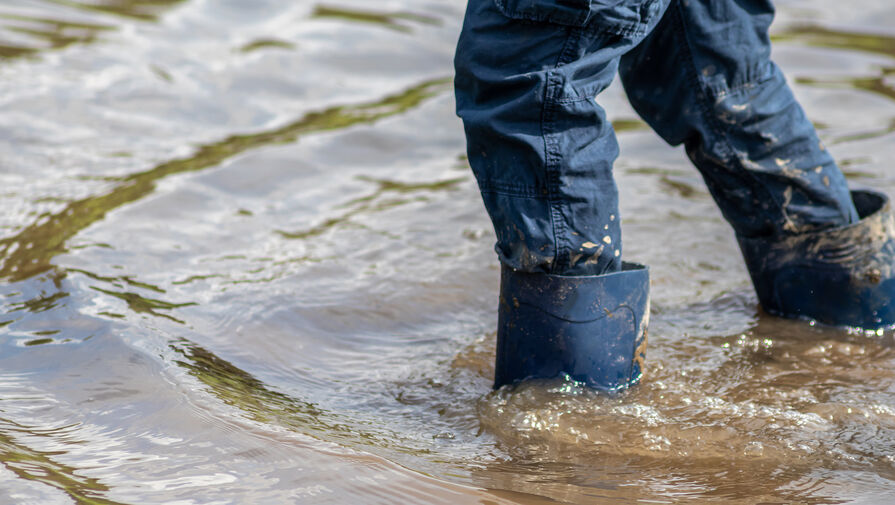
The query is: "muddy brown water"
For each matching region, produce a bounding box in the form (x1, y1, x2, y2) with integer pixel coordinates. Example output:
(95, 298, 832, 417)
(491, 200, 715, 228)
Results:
(1, 1, 894, 503)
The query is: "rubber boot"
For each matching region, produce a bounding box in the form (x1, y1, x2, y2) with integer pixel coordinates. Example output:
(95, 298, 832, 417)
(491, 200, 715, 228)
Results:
(494, 262, 650, 392)
(738, 190, 895, 329)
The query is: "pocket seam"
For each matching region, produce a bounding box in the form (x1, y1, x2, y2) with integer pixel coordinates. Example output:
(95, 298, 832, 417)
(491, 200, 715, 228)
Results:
(493, 0, 657, 37)
(493, 0, 590, 27)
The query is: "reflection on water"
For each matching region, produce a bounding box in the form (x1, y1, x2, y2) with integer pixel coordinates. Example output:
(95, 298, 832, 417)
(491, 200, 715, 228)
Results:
(311, 5, 441, 33)
(238, 38, 295, 53)
(171, 339, 346, 438)
(278, 175, 463, 240)
(0, 418, 126, 505)
(0, 78, 449, 283)
(91, 286, 195, 324)
(774, 25, 895, 58)
(1, 0, 895, 503)
(797, 73, 895, 103)
(774, 25, 895, 108)
(0, 0, 186, 61)
(0, 13, 111, 59)
(46, 0, 189, 21)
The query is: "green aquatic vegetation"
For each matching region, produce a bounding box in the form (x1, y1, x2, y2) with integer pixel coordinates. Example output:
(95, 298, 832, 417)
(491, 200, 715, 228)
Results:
(659, 176, 704, 199)
(171, 339, 347, 433)
(0, 420, 127, 505)
(0, 1, 187, 62)
(773, 25, 895, 58)
(0, 78, 450, 283)
(32, 329, 60, 336)
(839, 157, 880, 179)
(277, 175, 464, 240)
(90, 287, 196, 324)
(612, 118, 649, 132)
(828, 119, 895, 147)
(626, 167, 690, 177)
(0, 12, 112, 60)
(149, 64, 172, 82)
(71, 267, 167, 293)
(171, 273, 224, 285)
(238, 38, 295, 53)
(796, 75, 895, 104)
(311, 5, 440, 33)
(120, 276, 165, 293)
(24, 337, 55, 346)
(67, 268, 124, 286)
(45, 0, 189, 22)
(8, 291, 69, 314)
(170, 338, 430, 455)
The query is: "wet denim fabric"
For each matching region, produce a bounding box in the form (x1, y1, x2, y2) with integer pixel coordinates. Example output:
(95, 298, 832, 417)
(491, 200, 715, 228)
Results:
(454, 0, 859, 276)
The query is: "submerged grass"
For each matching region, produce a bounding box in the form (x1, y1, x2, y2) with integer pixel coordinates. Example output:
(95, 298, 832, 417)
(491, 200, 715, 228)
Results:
(0, 1, 187, 61)
(0, 13, 112, 59)
(238, 38, 295, 53)
(796, 75, 895, 103)
(0, 420, 129, 505)
(45, 0, 189, 22)
(311, 5, 440, 33)
(90, 287, 196, 324)
(170, 338, 429, 456)
(0, 77, 451, 284)
(773, 25, 895, 58)
(278, 175, 465, 240)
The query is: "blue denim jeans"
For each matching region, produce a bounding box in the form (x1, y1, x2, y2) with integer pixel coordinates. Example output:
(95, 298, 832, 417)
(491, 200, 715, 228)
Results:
(455, 0, 858, 276)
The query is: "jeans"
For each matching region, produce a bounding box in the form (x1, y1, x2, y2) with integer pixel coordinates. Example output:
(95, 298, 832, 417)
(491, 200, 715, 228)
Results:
(454, 0, 858, 277)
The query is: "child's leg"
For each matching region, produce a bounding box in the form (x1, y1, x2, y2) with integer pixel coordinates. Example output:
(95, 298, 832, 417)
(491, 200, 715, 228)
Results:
(454, 0, 668, 389)
(620, 0, 895, 328)
(455, 0, 669, 277)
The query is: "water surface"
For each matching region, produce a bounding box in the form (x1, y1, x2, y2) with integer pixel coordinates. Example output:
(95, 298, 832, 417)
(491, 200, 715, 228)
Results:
(1, 0, 894, 503)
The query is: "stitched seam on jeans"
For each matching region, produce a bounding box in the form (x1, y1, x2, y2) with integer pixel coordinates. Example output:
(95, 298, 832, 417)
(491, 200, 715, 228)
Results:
(492, 0, 647, 36)
(544, 72, 567, 273)
(670, 1, 787, 231)
(478, 182, 547, 198)
(580, 21, 647, 38)
(554, 94, 601, 105)
(545, 27, 583, 273)
(492, 0, 589, 27)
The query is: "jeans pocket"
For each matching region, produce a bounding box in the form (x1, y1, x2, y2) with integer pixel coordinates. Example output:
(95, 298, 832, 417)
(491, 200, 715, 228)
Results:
(493, 0, 663, 34)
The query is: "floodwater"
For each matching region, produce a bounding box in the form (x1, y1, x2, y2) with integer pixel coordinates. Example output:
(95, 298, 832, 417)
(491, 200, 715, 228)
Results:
(0, 0, 894, 503)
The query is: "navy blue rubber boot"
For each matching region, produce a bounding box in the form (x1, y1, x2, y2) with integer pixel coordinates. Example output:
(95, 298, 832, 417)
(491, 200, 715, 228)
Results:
(494, 262, 650, 391)
(738, 190, 895, 329)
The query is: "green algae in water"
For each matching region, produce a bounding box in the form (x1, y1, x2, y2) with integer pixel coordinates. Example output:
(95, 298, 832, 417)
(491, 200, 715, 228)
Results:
(612, 118, 649, 132)
(0, 420, 128, 505)
(277, 175, 464, 240)
(0, 78, 451, 284)
(45, 0, 189, 22)
(169, 338, 433, 457)
(238, 38, 295, 53)
(0, 1, 189, 62)
(774, 25, 895, 58)
(311, 5, 440, 33)
(797, 75, 895, 103)
(0, 12, 112, 60)
(90, 286, 196, 324)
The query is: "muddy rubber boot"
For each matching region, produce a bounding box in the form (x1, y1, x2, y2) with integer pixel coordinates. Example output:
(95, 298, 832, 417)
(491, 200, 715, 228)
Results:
(494, 262, 650, 392)
(738, 190, 895, 329)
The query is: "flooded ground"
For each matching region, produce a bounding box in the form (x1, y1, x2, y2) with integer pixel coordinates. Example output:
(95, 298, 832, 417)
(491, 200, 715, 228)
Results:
(1, 0, 894, 503)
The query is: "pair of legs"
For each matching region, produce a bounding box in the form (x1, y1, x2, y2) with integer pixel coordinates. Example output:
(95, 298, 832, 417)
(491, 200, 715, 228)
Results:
(455, 0, 895, 390)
